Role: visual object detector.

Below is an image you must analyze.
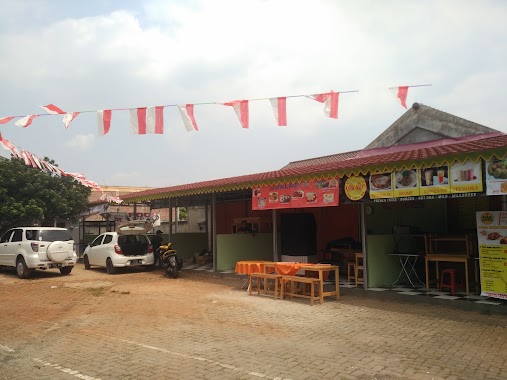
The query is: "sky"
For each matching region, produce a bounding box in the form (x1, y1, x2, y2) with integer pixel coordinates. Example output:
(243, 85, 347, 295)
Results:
(0, 0, 506, 189)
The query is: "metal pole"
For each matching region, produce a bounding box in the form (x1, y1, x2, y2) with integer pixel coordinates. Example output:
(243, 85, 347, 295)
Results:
(272, 209, 278, 262)
(360, 203, 368, 289)
(174, 199, 178, 233)
(212, 193, 217, 272)
(168, 198, 172, 241)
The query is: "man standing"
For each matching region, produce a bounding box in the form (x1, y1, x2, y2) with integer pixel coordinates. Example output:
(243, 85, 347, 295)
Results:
(152, 230, 163, 268)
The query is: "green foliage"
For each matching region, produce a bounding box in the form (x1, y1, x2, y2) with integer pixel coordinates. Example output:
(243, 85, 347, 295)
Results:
(0, 157, 91, 233)
(178, 207, 188, 221)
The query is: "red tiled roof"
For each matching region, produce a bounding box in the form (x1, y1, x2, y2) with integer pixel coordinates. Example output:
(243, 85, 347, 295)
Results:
(121, 133, 507, 202)
(281, 151, 359, 169)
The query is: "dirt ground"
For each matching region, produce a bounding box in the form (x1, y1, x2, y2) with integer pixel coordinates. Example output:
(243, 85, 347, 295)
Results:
(0, 264, 506, 380)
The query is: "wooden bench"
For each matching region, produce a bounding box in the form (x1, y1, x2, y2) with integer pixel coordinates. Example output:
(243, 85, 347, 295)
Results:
(249, 272, 282, 298)
(280, 275, 322, 305)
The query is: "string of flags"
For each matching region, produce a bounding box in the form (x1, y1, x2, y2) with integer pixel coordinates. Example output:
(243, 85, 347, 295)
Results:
(0, 85, 430, 136)
(0, 132, 121, 203)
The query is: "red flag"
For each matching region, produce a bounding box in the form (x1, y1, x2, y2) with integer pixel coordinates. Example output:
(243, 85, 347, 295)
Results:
(269, 97, 287, 126)
(178, 104, 199, 131)
(130, 106, 164, 134)
(0, 116, 14, 124)
(130, 108, 147, 134)
(41, 104, 65, 114)
(63, 112, 80, 129)
(389, 86, 409, 108)
(97, 110, 112, 136)
(308, 91, 339, 119)
(15, 115, 38, 128)
(224, 100, 249, 129)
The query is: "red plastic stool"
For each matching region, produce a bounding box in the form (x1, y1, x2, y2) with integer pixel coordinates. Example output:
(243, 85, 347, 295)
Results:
(440, 269, 457, 295)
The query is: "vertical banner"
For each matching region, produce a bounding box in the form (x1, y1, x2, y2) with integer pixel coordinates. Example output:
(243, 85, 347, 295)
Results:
(485, 157, 507, 195)
(476, 211, 507, 300)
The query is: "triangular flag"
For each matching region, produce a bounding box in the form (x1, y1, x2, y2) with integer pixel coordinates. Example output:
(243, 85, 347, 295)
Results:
(41, 104, 65, 114)
(224, 100, 249, 129)
(389, 86, 409, 109)
(97, 110, 112, 136)
(178, 104, 199, 132)
(130, 108, 147, 134)
(146, 106, 164, 134)
(308, 91, 339, 119)
(15, 115, 38, 128)
(0, 116, 14, 124)
(269, 97, 287, 126)
(63, 112, 80, 129)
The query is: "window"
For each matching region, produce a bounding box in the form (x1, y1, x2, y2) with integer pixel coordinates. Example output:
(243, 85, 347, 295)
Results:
(0, 230, 13, 243)
(25, 230, 38, 241)
(11, 230, 23, 242)
(90, 235, 104, 247)
(39, 230, 72, 242)
(103, 235, 113, 244)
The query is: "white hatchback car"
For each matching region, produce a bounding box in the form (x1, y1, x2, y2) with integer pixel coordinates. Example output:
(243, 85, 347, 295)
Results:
(83, 222, 154, 274)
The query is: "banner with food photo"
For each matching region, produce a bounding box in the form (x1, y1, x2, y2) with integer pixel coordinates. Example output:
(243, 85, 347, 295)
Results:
(393, 169, 420, 198)
(419, 165, 451, 195)
(369, 172, 394, 199)
(449, 160, 483, 193)
(485, 156, 507, 195)
(476, 211, 507, 300)
(252, 178, 339, 210)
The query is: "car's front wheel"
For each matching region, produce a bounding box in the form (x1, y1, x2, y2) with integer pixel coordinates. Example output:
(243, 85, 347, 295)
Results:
(83, 255, 91, 270)
(16, 257, 32, 279)
(106, 258, 116, 275)
(59, 266, 73, 275)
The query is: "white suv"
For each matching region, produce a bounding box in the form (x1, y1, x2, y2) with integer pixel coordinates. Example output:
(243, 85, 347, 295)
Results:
(0, 227, 77, 279)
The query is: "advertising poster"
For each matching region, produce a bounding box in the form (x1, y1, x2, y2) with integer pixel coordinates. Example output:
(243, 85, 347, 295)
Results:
(369, 172, 394, 199)
(476, 211, 507, 300)
(252, 178, 339, 210)
(393, 169, 420, 198)
(485, 157, 507, 195)
(450, 161, 483, 194)
(419, 165, 451, 196)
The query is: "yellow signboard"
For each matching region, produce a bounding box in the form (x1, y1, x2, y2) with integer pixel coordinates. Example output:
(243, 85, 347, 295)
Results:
(476, 211, 507, 300)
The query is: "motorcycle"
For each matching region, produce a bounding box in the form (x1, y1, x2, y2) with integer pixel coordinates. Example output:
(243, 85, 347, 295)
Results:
(158, 243, 183, 278)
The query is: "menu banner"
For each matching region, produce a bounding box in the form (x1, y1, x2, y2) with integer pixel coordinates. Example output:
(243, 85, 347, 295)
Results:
(252, 178, 339, 210)
(485, 157, 507, 195)
(476, 211, 507, 300)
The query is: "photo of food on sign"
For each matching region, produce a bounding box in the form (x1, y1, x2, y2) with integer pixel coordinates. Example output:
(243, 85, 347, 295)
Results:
(486, 158, 507, 180)
(306, 192, 317, 203)
(253, 188, 262, 197)
(269, 192, 278, 203)
(394, 170, 418, 188)
(478, 229, 507, 244)
(323, 193, 334, 203)
(257, 198, 266, 208)
(316, 179, 338, 188)
(292, 189, 304, 198)
(280, 194, 291, 204)
(369, 173, 392, 191)
(451, 162, 480, 184)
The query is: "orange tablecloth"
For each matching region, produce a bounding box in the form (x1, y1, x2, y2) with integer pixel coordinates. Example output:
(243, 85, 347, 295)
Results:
(273, 262, 330, 280)
(235, 260, 274, 275)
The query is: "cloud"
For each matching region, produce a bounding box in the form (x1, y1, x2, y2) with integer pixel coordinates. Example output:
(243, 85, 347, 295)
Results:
(65, 134, 95, 151)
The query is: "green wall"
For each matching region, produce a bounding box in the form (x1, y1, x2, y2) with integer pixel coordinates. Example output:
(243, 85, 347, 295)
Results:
(366, 235, 399, 287)
(216, 233, 276, 271)
(147, 233, 208, 261)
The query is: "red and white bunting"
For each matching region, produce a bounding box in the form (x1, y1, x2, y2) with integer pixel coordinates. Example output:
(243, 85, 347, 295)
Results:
(15, 115, 38, 128)
(147, 106, 164, 134)
(389, 86, 409, 109)
(224, 100, 249, 129)
(24, 151, 38, 168)
(63, 112, 80, 129)
(41, 104, 65, 114)
(0, 134, 19, 158)
(31, 154, 44, 170)
(178, 104, 199, 132)
(97, 110, 112, 136)
(308, 92, 339, 119)
(19, 151, 31, 166)
(0, 116, 14, 124)
(269, 97, 287, 126)
(130, 106, 164, 134)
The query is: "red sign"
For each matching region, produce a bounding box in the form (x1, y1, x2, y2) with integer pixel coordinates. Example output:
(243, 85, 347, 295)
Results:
(252, 178, 339, 210)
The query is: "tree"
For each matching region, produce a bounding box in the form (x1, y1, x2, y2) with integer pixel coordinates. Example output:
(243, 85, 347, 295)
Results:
(0, 157, 91, 233)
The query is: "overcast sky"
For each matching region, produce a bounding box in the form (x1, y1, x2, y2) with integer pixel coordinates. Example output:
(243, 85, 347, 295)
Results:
(1, 0, 506, 188)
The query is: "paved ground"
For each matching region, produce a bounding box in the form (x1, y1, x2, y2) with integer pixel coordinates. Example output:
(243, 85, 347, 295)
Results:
(0, 264, 506, 380)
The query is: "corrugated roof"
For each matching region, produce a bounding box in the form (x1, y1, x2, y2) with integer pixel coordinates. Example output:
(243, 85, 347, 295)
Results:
(121, 133, 507, 203)
(281, 151, 359, 170)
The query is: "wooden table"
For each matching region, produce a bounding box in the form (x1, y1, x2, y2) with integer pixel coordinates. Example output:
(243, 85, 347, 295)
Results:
(425, 255, 469, 295)
(235, 260, 274, 288)
(299, 264, 340, 303)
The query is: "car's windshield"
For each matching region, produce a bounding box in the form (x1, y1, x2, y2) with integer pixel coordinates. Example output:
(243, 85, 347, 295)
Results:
(28, 230, 72, 242)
